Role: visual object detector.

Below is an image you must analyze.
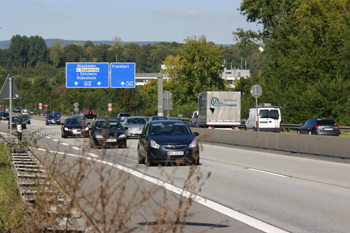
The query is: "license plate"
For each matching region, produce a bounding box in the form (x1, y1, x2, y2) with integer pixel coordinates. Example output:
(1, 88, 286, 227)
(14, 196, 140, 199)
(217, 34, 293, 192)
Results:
(324, 128, 333, 131)
(73, 130, 81, 134)
(106, 139, 117, 142)
(167, 151, 184, 156)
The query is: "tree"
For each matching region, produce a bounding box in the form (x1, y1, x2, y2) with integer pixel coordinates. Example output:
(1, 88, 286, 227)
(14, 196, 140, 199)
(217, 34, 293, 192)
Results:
(175, 35, 225, 104)
(161, 55, 181, 81)
(27, 36, 48, 68)
(112, 37, 123, 47)
(64, 44, 84, 62)
(8, 35, 29, 67)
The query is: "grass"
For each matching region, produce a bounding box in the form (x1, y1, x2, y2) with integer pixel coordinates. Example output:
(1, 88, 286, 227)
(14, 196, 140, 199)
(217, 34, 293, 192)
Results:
(0, 141, 26, 231)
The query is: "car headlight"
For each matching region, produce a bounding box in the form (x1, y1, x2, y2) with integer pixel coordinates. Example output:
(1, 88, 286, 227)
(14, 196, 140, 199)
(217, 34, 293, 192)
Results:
(150, 140, 160, 149)
(64, 127, 69, 131)
(84, 127, 89, 131)
(118, 134, 126, 138)
(189, 139, 197, 148)
(96, 135, 104, 139)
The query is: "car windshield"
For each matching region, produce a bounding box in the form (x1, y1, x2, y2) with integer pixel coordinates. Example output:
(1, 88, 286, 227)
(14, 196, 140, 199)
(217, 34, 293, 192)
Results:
(48, 114, 56, 118)
(126, 118, 146, 124)
(317, 119, 336, 125)
(150, 122, 191, 135)
(65, 119, 83, 125)
(94, 122, 122, 130)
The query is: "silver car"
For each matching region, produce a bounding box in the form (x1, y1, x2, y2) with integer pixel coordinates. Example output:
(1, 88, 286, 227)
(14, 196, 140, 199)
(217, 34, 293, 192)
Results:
(121, 116, 147, 138)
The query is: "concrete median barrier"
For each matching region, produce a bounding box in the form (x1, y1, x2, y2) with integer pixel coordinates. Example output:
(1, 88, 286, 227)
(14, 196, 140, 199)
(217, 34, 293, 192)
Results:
(192, 128, 350, 159)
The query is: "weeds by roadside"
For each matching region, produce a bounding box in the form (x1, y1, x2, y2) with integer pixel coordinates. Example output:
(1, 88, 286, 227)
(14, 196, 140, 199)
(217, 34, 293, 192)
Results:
(0, 127, 219, 232)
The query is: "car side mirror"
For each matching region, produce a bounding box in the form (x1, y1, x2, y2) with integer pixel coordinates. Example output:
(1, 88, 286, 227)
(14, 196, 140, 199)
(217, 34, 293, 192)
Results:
(193, 132, 199, 137)
(87, 122, 91, 125)
(140, 133, 145, 138)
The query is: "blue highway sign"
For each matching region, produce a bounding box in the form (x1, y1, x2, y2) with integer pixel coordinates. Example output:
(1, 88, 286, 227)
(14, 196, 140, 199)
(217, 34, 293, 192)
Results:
(110, 63, 135, 88)
(66, 62, 109, 88)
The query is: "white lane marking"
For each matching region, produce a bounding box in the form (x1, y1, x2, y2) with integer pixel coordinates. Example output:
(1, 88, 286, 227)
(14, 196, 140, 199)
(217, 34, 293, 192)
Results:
(40, 149, 289, 233)
(52, 139, 58, 142)
(38, 148, 46, 151)
(46, 136, 52, 139)
(72, 147, 82, 151)
(248, 168, 288, 178)
(60, 143, 69, 146)
(86, 153, 98, 158)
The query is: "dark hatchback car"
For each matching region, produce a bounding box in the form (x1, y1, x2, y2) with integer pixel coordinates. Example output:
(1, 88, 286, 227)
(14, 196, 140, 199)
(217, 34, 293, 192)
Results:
(137, 120, 200, 166)
(61, 117, 90, 138)
(0, 111, 9, 120)
(46, 114, 61, 125)
(298, 118, 340, 136)
(8, 116, 26, 129)
(89, 120, 127, 148)
(19, 114, 31, 125)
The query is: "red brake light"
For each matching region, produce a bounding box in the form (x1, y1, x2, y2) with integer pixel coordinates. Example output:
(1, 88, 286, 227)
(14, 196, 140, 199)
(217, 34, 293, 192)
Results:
(208, 126, 215, 129)
(232, 126, 238, 130)
(256, 121, 258, 127)
(334, 125, 339, 129)
(195, 118, 197, 122)
(315, 125, 322, 129)
(279, 121, 281, 127)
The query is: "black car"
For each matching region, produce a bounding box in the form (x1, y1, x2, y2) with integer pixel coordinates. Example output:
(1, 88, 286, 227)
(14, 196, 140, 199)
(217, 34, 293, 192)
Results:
(0, 111, 9, 120)
(137, 120, 200, 166)
(297, 118, 340, 136)
(89, 120, 127, 148)
(117, 112, 131, 122)
(19, 114, 31, 125)
(12, 107, 21, 113)
(148, 116, 168, 122)
(8, 116, 26, 129)
(46, 114, 61, 125)
(61, 117, 90, 138)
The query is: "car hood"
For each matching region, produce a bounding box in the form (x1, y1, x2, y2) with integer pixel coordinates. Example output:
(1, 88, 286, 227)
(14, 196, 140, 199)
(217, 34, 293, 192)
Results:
(63, 124, 86, 129)
(148, 134, 195, 145)
(94, 129, 125, 137)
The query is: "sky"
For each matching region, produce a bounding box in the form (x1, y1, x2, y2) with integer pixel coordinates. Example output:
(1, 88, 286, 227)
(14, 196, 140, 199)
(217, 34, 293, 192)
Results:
(0, 0, 261, 45)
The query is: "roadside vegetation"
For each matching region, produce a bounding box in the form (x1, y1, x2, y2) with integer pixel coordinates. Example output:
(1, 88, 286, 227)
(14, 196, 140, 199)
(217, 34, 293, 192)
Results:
(0, 129, 218, 232)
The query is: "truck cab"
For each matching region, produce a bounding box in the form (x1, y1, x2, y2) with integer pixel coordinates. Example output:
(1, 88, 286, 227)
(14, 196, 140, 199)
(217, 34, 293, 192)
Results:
(245, 103, 281, 132)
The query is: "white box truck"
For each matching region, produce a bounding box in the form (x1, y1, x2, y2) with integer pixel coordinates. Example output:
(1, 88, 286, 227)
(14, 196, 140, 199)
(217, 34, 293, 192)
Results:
(245, 103, 281, 132)
(197, 91, 241, 129)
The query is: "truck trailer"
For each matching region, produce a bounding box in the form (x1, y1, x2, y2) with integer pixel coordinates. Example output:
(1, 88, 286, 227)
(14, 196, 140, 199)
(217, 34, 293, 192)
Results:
(197, 91, 241, 129)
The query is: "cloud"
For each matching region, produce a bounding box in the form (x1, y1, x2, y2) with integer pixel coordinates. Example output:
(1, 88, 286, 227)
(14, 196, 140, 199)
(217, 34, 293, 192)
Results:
(169, 10, 200, 17)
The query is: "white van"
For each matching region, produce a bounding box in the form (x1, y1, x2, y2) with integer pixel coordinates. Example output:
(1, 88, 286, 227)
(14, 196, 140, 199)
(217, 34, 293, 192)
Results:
(245, 103, 281, 132)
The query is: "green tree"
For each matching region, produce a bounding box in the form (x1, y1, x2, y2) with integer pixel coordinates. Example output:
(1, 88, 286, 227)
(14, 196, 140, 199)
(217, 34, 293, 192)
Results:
(27, 36, 48, 68)
(175, 35, 225, 104)
(8, 35, 29, 67)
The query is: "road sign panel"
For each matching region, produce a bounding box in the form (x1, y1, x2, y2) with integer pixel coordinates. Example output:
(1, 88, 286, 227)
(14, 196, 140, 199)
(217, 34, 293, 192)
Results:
(251, 84, 262, 98)
(44, 104, 48, 108)
(74, 102, 79, 107)
(163, 91, 172, 100)
(108, 107, 112, 112)
(39, 106, 42, 110)
(74, 107, 79, 112)
(0, 75, 22, 100)
(110, 63, 135, 88)
(39, 103, 42, 106)
(66, 62, 109, 88)
(108, 103, 112, 107)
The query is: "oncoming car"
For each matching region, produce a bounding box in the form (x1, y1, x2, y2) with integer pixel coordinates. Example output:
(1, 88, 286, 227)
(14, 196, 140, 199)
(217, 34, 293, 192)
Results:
(121, 116, 147, 138)
(46, 114, 61, 125)
(89, 120, 127, 148)
(137, 120, 200, 166)
(61, 117, 90, 138)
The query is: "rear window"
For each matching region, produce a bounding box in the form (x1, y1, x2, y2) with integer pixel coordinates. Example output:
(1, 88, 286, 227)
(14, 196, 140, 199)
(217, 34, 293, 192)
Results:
(120, 113, 131, 117)
(317, 119, 336, 125)
(259, 109, 279, 119)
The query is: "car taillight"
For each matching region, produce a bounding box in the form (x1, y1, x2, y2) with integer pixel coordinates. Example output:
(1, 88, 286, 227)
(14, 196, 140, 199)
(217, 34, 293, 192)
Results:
(232, 126, 238, 130)
(256, 121, 258, 127)
(195, 118, 197, 122)
(280, 121, 281, 127)
(315, 125, 322, 129)
(208, 126, 215, 129)
(334, 125, 339, 129)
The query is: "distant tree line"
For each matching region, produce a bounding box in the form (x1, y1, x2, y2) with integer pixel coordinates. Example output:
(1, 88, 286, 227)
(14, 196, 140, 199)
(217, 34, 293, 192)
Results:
(0, 35, 260, 118)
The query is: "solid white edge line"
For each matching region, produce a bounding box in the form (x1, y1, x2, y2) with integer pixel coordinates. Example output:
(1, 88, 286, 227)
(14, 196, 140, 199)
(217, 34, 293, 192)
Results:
(248, 168, 288, 178)
(39, 149, 290, 233)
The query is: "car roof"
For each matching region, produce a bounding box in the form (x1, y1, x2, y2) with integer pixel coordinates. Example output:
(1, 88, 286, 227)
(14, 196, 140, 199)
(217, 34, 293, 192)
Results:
(150, 120, 185, 124)
(124, 116, 145, 119)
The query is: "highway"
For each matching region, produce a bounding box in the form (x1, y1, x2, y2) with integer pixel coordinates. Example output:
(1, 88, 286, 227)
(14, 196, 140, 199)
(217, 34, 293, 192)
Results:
(2, 117, 350, 233)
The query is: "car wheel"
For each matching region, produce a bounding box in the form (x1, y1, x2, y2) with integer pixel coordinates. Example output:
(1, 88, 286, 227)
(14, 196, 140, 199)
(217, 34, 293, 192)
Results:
(92, 139, 99, 149)
(145, 155, 153, 166)
(138, 147, 145, 164)
(308, 131, 312, 135)
(192, 154, 200, 165)
(46, 122, 49, 125)
(245, 126, 247, 131)
(61, 132, 66, 138)
(297, 130, 300, 134)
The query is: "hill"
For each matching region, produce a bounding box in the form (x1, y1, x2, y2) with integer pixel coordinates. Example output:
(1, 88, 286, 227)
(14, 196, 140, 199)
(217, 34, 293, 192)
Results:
(0, 39, 233, 49)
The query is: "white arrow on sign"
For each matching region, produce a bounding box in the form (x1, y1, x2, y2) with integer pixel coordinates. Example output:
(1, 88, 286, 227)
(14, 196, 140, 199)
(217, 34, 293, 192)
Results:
(121, 81, 125, 86)
(97, 82, 101, 86)
(74, 81, 79, 86)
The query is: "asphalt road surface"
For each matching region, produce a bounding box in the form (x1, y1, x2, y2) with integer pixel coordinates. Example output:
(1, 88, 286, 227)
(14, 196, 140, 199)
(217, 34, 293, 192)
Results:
(1, 116, 350, 233)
